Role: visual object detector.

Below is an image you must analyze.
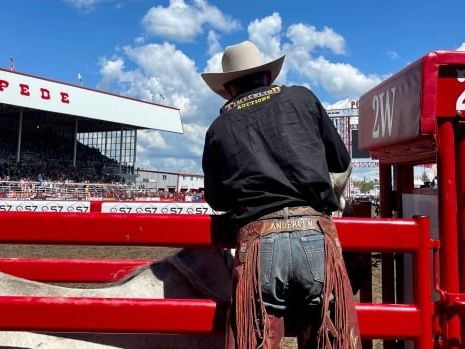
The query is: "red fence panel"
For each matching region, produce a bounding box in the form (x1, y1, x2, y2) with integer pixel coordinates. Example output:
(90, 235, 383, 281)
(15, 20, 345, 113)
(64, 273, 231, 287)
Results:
(0, 213, 434, 347)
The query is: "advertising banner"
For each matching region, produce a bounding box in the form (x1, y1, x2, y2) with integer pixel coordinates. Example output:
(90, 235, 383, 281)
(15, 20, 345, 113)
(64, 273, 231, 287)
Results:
(101, 202, 220, 215)
(0, 200, 90, 213)
(0, 68, 183, 133)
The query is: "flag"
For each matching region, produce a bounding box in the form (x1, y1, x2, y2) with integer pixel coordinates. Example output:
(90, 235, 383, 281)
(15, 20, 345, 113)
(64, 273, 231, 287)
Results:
(9, 57, 15, 71)
(77, 73, 82, 85)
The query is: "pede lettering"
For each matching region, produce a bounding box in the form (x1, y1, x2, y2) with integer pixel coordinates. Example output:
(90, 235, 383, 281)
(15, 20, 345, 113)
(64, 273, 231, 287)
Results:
(0, 79, 70, 104)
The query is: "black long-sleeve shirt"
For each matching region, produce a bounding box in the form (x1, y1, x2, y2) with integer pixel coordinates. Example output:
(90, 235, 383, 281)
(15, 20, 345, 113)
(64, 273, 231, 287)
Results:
(202, 85, 350, 227)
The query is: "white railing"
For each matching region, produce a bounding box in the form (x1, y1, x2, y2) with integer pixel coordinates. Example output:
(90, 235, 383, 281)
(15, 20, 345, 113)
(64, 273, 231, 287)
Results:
(0, 180, 204, 202)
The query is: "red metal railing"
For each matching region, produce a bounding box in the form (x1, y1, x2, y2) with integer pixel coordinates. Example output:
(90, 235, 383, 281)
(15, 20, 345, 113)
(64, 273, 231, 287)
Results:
(0, 213, 434, 346)
(0, 258, 152, 283)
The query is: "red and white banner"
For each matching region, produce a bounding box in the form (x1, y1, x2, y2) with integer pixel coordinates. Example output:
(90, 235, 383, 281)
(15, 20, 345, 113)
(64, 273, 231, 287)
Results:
(0, 200, 220, 215)
(0, 68, 183, 133)
(0, 201, 90, 213)
(101, 202, 220, 215)
(437, 64, 465, 117)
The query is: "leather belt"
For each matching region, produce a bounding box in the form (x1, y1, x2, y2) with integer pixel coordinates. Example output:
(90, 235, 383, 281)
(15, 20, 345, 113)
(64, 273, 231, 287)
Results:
(239, 216, 326, 238)
(258, 206, 323, 220)
(236, 214, 333, 264)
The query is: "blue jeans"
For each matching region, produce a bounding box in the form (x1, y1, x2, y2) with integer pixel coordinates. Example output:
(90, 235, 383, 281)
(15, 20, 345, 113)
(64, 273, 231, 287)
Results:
(260, 229, 325, 330)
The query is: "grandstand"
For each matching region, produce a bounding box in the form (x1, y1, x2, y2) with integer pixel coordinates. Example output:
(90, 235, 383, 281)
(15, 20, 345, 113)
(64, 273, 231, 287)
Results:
(0, 67, 182, 200)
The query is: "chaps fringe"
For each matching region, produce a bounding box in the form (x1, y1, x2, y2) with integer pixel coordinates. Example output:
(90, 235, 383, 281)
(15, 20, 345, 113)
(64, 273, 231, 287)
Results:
(235, 237, 268, 349)
(316, 220, 361, 349)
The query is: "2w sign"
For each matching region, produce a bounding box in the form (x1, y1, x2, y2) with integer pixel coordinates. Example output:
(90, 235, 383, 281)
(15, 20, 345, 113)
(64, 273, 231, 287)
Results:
(437, 65, 465, 116)
(372, 87, 396, 139)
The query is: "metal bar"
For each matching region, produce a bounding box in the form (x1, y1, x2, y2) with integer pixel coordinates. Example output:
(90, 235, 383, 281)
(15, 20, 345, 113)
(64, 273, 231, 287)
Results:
(0, 258, 152, 283)
(16, 111, 23, 163)
(0, 214, 423, 251)
(437, 119, 461, 346)
(73, 118, 78, 167)
(0, 297, 422, 339)
(456, 120, 465, 348)
(132, 129, 137, 170)
(357, 303, 422, 339)
(379, 163, 392, 218)
(0, 297, 223, 334)
(0, 213, 217, 246)
(415, 215, 434, 349)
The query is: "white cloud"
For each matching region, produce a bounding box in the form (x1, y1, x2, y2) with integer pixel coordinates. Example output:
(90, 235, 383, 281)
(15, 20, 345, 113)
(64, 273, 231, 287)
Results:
(64, 0, 112, 10)
(123, 42, 200, 92)
(97, 57, 125, 90)
(202, 51, 223, 73)
(142, 0, 240, 42)
(457, 42, 465, 51)
(98, 10, 385, 173)
(97, 40, 223, 173)
(207, 30, 222, 56)
(138, 130, 169, 150)
(387, 50, 399, 60)
(247, 12, 282, 60)
(182, 123, 209, 156)
(299, 56, 382, 99)
(244, 13, 378, 100)
(286, 23, 346, 55)
(323, 98, 355, 110)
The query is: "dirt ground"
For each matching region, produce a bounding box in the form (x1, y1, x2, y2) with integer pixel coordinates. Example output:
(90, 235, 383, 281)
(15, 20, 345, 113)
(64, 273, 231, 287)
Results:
(0, 244, 385, 349)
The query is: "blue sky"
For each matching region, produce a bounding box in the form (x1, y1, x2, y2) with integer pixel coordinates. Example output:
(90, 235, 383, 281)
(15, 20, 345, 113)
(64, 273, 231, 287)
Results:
(2, 0, 459, 180)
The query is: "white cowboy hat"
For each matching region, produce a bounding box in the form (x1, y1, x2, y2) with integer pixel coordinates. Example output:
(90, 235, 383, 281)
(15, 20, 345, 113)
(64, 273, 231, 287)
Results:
(201, 41, 285, 99)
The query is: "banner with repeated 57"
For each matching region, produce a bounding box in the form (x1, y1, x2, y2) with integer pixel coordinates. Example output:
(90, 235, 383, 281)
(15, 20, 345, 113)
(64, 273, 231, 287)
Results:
(101, 202, 222, 215)
(0, 200, 90, 213)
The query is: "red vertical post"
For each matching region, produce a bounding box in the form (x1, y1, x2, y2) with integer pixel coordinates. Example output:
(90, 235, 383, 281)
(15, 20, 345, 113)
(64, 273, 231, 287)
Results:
(437, 119, 461, 347)
(455, 121, 465, 347)
(379, 163, 392, 218)
(380, 163, 397, 349)
(415, 215, 434, 349)
(395, 165, 414, 308)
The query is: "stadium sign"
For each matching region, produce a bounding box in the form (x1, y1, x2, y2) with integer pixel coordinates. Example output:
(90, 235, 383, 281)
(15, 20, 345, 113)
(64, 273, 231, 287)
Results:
(101, 202, 221, 215)
(0, 201, 90, 213)
(0, 68, 183, 133)
(326, 108, 358, 117)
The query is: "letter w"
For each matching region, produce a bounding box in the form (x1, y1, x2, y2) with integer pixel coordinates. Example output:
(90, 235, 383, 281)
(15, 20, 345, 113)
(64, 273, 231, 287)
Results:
(379, 87, 396, 137)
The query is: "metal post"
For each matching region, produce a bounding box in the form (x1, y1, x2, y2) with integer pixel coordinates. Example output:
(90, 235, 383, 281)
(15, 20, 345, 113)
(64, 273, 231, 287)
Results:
(132, 130, 137, 173)
(455, 120, 465, 347)
(73, 118, 78, 167)
(415, 215, 434, 349)
(16, 111, 23, 163)
(379, 163, 392, 218)
(119, 127, 123, 177)
(104, 131, 108, 157)
(382, 164, 398, 349)
(396, 164, 414, 306)
(437, 118, 461, 348)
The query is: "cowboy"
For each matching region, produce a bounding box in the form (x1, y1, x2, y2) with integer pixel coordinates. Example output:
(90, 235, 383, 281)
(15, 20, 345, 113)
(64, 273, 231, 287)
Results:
(201, 41, 361, 349)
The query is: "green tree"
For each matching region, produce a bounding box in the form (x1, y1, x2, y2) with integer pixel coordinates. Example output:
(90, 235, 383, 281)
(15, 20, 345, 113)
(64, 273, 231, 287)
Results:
(352, 178, 375, 193)
(421, 170, 429, 182)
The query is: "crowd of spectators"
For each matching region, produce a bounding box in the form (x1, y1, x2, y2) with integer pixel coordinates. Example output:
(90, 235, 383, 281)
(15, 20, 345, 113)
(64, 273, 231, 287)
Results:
(0, 130, 205, 202)
(0, 130, 128, 183)
(134, 188, 205, 202)
(0, 181, 205, 202)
